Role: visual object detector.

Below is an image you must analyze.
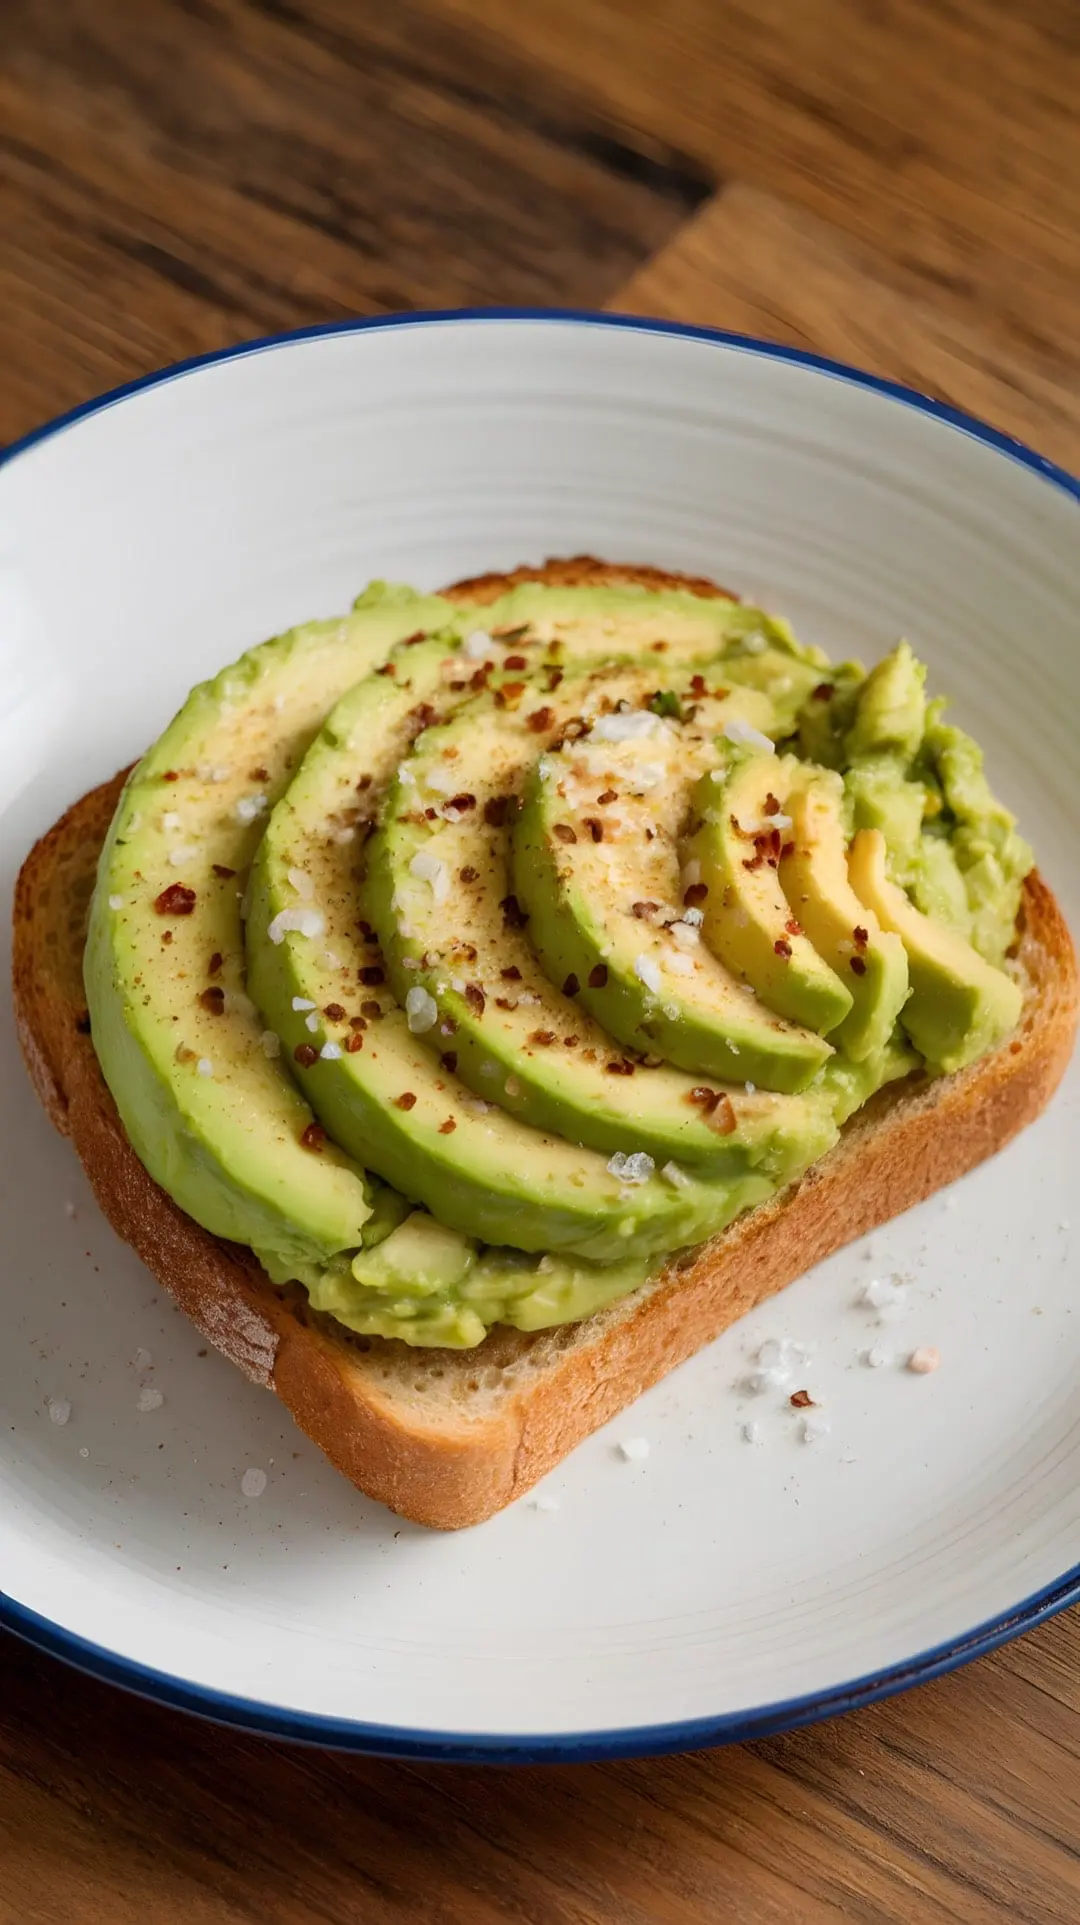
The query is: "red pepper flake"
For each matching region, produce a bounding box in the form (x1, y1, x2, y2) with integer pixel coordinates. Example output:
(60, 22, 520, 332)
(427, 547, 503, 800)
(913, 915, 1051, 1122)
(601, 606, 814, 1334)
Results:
(300, 1122, 326, 1151)
(424, 806, 438, 821)
(812, 682, 834, 701)
(774, 938, 793, 959)
(469, 666, 492, 692)
(460, 865, 479, 883)
(529, 1029, 556, 1047)
(408, 702, 438, 732)
(527, 705, 555, 733)
(395, 1092, 417, 1111)
(447, 793, 476, 813)
(441, 1051, 458, 1074)
(324, 1003, 346, 1022)
(456, 942, 478, 963)
(583, 817, 604, 843)
(690, 673, 707, 698)
(853, 925, 869, 950)
(499, 894, 529, 930)
(154, 883, 197, 916)
(553, 823, 577, 844)
(598, 788, 618, 806)
(494, 682, 526, 708)
(785, 917, 802, 937)
(360, 1000, 383, 1019)
(349, 1015, 367, 1031)
(465, 984, 486, 1015)
(501, 965, 522, 982)
(359, 965, 385, 986)
(782, 840, 796, 858)
(790, 1389, 815, 1408)
(683, 882, 708, 906)
(713, 1093, 738, 1134)
(357, 774, 373, 792)
(345, 1032, 364, 1053)
(588, 963, 608, 988)
(504, 654, 527, 671)
(199, 986, 226, 1014)
(743, 854, 765, 873)
(850, 955, 868, 976)
(294, 1044, 319, 1068)
(545, 666, 564, 692)
(632, 901, 658, 920)
(763, 792, 781, 817)
(562, 973, 580, 997)
(495, 997, 517, 1010)
(249, 766, 270, 782)
(688, 1086, 720, 1113)
(401, 630, 427, 647)
(606, 1059, 635, 1076)
(563, 1035, 579, 1048)
(376, 662, 397, 677)
(650, 640, 668, 653)
(162, 930, 173, 945)
(438, 1117, 457, 1134)
(207, 951, 223, 976)
(161, 770, 180, 782)
(484, 795, 510, 827)
(212, 863, 236, 879)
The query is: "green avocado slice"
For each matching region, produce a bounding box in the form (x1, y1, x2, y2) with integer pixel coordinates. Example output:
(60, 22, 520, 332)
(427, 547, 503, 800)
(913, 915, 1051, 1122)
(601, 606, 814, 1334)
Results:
(511, 700, 833, 1093)
(848, 829, 1023, 1073)
(245, 642, 758, 1262)
(780, 772, 910, 1060)
(84, 584, 469, 1278)
(683, 751, 854, 1035)
(365, 670, 838, 1178)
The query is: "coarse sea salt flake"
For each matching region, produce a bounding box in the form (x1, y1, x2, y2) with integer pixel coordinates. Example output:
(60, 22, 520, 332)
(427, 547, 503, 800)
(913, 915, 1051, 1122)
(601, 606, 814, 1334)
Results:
(320, 1041, 342, 1060)
(409, 849, 450, 904)
(588, 709, 665, 744)
(108, 894, 125, 911)
(634, 954, 663, 994)
(197, 1057, 214, 1077)
(241, 1467, 267, 1498)
(48, 1397, 71, 1426)
(292, 997, 316, 1012)
(665, 950, 694, 976)
(168, 846, 197, 867)
(907, 1346, 940, 1374)
(463, 630, 495, 659)
(234, 794, 268, 823)
(305, 1012, 319, 1033)
(137, 1386, 164, 1413)
(723, 718, 775, 753)
(287, 867, 315, 899)
(161, 811, 182, 832)
(132, 1346, 153, 1371)
(661, 1160, 691, 1188)
(405, 986, 439, 1034)
(617, 1436, 651, 1462)
(607, 1151, 655, 1185)
(267, 907, 325, 944)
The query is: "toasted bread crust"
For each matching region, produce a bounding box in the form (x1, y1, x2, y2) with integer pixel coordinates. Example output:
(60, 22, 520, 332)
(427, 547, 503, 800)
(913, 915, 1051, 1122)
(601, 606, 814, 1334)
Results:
(12, 562, 1078, 1527)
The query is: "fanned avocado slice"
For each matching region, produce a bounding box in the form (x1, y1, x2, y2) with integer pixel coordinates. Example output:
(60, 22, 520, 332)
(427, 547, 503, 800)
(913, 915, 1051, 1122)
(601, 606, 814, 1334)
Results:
(512, 699, 833, 1093)
(365, 668, 837, 1178)
(683, 751, 854, 1035)
(848, 829, 1023, 1073)
(84, 584, 468, 1278)
(245, 639, 760, 1262)
(780, 772, 910, 1061)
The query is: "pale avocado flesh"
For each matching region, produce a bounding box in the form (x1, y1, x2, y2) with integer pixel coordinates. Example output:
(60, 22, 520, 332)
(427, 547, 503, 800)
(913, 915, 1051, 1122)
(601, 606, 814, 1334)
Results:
(90, 588, 1033, 1346)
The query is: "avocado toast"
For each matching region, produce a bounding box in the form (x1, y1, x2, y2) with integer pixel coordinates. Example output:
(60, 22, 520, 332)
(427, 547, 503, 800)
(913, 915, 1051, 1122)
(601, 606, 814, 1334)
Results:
(13, 559, 1077, 1527)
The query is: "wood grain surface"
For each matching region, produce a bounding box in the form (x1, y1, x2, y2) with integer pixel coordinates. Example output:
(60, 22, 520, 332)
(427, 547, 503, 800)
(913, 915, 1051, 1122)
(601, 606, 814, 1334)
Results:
(3, 1, 1080, 1920)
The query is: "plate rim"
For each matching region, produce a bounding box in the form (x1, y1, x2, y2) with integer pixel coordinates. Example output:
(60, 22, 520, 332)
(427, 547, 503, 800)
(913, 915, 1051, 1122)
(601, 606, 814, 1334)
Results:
(3, 305, 1079, 1762)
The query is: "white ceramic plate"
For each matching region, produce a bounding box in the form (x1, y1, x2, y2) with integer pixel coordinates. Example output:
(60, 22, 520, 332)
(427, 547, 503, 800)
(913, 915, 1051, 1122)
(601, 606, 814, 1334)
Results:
(2, 313, 1078, 1761)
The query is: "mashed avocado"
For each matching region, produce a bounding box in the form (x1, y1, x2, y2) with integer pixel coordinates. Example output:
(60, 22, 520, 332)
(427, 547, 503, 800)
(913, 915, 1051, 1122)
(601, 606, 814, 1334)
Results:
(90, 585, 1033, 1346)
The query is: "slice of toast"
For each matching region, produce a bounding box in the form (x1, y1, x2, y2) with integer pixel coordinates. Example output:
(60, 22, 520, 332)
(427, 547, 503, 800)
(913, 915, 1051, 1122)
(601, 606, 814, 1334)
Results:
(12, 563, 1078, 1529)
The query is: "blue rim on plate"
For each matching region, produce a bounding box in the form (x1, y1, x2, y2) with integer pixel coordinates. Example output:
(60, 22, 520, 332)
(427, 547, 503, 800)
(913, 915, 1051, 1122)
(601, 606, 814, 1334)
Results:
(3, 308, 1079, 1763)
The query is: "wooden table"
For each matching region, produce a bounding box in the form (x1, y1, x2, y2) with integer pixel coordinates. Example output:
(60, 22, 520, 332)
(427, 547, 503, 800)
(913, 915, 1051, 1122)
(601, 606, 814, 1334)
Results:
(3, 4, 1079, 1919)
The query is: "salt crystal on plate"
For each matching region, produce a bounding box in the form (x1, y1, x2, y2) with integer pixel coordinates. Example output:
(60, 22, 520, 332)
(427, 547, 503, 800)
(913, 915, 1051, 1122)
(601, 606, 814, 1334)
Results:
(907, 1346, 941, 1375)
(241, 1467, 268, 1498)
(48, 1398, 71, 1426)
(137, 1386, 164, 1413)
(617, 1437, 651, 1462)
